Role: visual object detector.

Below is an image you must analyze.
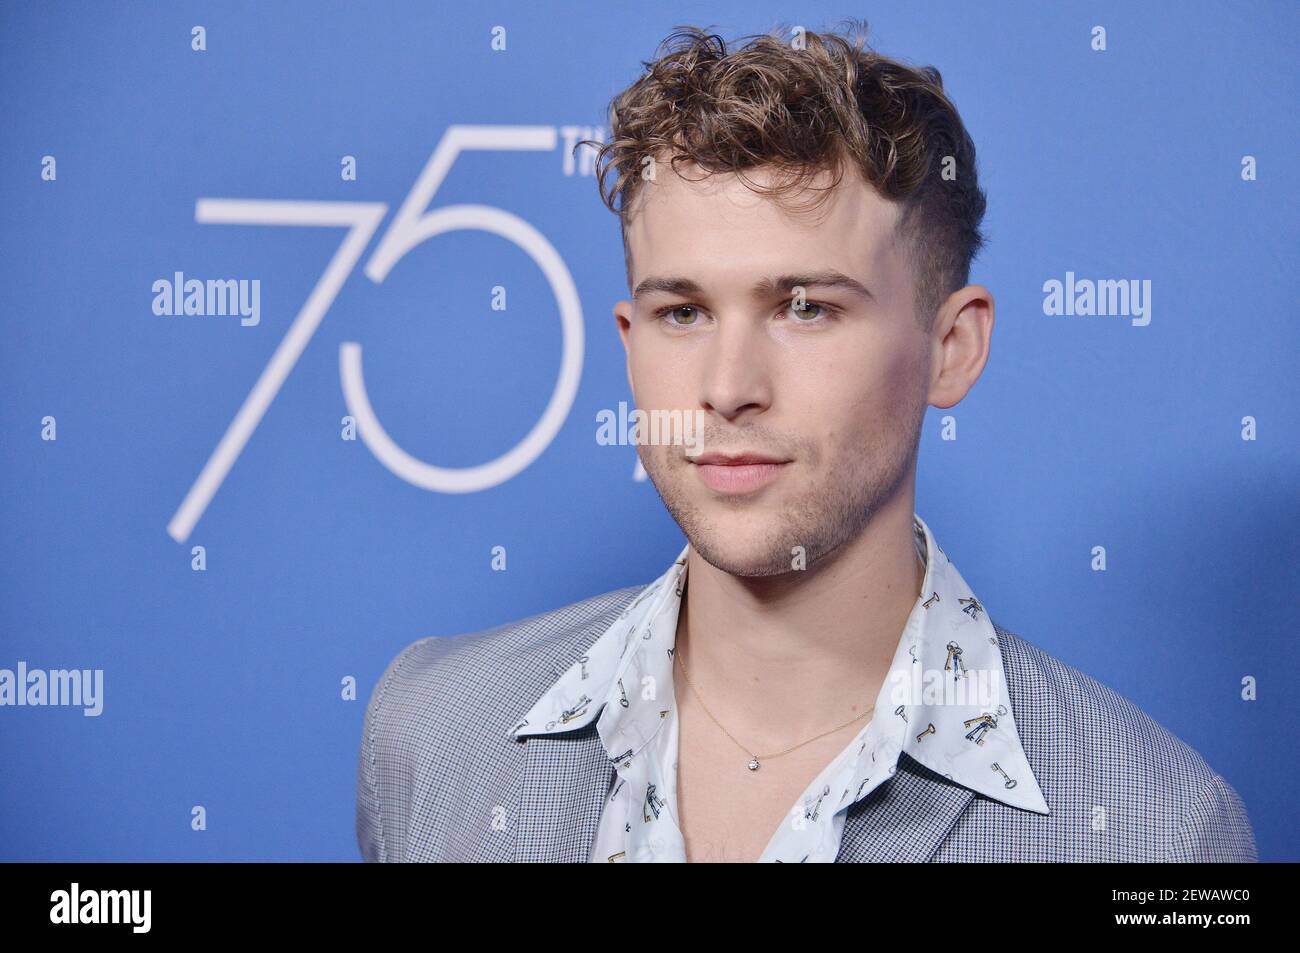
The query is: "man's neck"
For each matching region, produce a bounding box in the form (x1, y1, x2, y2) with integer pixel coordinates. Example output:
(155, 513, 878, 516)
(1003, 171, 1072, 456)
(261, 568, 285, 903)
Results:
(674, 496, 924, 743)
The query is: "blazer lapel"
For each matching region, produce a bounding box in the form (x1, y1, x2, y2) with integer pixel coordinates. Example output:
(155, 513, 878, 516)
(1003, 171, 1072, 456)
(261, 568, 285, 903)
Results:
(836, 753, 977, 862)
(513, 724, 614, 862)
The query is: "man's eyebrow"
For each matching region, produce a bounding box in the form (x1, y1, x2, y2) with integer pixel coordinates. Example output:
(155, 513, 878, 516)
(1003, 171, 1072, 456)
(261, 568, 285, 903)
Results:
(752, 271, 874, 302)
(631, 271, 873, 302)
(632, 276, 704, 299)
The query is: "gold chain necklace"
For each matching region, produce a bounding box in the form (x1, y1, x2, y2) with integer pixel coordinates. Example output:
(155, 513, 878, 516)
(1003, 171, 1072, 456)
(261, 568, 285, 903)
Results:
(674, 649, 872, 772)
(670, 533, 919, 771)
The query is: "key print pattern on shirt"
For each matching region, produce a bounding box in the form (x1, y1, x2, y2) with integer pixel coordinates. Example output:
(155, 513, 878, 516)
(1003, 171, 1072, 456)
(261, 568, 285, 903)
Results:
(511, 512, 1050, 862)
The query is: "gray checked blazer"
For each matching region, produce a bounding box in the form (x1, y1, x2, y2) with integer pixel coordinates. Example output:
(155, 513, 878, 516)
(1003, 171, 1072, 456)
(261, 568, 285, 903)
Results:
(355, 585, 1258, 862)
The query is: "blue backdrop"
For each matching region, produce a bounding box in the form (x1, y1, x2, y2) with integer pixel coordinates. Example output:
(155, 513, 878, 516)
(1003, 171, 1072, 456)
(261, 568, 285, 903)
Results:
(1, 0, 1295, 861)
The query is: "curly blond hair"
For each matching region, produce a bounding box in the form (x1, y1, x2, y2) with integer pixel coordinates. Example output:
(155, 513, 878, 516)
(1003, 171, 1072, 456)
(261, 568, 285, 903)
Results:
(587, 22, 987, 328)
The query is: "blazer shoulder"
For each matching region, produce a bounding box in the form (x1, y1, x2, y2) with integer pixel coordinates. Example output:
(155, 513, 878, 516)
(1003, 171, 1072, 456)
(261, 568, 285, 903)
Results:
(370, 582, 645, 729)
(991, 620, 1257, 861)
(356, 582, 645, 860)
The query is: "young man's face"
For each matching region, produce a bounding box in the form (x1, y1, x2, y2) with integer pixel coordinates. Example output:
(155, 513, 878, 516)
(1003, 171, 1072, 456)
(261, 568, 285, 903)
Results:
(615, 160, 935, 577)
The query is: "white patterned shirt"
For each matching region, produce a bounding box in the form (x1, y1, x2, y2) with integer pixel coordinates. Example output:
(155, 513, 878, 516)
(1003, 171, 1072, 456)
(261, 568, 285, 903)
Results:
(511, 512, 1050, 862)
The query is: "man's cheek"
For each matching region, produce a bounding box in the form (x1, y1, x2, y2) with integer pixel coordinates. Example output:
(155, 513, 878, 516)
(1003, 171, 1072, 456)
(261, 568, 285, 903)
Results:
(640, 441, 673, 478)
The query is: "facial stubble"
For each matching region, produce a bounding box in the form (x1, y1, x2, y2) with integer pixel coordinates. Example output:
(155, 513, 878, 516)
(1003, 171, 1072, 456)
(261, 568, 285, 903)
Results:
(637, 389, 926, 578)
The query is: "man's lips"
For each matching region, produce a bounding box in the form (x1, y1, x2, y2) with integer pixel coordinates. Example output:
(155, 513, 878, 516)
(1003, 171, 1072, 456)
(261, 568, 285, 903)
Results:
(689, 452, 791, 494)
(691, 451, 787, 466)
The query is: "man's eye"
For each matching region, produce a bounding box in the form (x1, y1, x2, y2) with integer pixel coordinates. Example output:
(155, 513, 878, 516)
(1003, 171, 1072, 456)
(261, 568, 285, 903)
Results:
(787, 301, 826, 321)
(658, 305, 700, 326)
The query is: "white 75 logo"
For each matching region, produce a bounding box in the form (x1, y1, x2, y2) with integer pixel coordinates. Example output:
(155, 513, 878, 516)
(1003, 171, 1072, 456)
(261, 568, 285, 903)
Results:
(167, 126, 585, 543)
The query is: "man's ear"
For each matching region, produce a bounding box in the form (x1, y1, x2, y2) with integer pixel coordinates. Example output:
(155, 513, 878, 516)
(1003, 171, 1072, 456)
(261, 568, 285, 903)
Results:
(614, 299, 635, 401)
(927, 284, 994, 409)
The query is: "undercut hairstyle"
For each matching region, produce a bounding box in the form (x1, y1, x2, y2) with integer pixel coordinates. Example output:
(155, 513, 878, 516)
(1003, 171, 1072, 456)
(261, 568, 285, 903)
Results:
(586, 22, 987, 329)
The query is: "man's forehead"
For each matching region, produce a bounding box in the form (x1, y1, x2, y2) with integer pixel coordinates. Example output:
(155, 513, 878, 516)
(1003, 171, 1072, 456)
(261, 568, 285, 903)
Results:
(623, 160, 900, 290)
(629, 158, 889, 220)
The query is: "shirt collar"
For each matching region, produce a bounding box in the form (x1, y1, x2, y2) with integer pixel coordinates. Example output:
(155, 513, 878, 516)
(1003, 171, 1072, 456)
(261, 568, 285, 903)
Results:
(511, 513, 1049, 816)
(509, 546, 686, 767)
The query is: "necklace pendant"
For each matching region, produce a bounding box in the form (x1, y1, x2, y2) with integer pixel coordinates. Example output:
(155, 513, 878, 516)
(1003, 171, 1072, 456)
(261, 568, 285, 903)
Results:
(747, 757, 760, 771)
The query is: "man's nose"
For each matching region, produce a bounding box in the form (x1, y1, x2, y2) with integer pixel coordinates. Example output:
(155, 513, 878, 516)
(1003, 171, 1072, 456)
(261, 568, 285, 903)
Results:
(698, 317, 772, 420)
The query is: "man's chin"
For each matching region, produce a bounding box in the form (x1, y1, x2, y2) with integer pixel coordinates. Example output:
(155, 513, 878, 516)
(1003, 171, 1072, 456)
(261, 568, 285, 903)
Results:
(685, 528, 802, 578)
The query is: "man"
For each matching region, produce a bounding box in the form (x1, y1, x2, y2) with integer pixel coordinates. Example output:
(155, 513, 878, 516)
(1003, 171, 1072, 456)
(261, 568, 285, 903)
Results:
(356, 25, 1257, 862)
